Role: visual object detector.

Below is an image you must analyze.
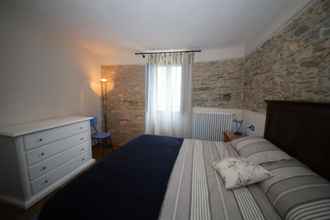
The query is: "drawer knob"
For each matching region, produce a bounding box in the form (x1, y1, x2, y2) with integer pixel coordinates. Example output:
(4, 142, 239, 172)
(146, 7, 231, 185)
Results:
(80, 148, 85, 152)
(42, 166, 47, 171)
(39, 138, 43, 142)
(80, 137, 84, 141)
(44, 180, 48, 184)
(40, 152, 45, 156)
(80, 127, 83, 129)
(82, 158, 85, 161)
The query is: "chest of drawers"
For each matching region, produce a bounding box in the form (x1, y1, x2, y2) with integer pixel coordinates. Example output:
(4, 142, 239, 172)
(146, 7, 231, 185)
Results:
(0, 116, 95, 209)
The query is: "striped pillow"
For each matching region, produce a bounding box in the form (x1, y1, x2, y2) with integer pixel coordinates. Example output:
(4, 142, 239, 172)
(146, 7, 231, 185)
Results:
(230, 136, 266, 150)
(261, 159, 330, 220)
(231, 136, 291, 164)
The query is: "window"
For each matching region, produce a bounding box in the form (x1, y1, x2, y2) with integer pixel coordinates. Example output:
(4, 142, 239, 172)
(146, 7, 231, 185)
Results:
(156, 65, 182, 112)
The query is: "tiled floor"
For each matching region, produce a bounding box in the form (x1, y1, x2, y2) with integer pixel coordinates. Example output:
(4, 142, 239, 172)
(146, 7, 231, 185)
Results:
(0, 145, 113, 220)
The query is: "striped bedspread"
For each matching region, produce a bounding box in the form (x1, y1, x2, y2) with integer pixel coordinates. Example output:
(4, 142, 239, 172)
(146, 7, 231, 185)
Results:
(159, 139, 281, 220)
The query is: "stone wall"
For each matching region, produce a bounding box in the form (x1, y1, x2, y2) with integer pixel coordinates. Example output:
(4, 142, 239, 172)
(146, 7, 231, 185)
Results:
(101, 65, 145, 146)
(193, 59, 244, 108)
(101, 59, 244, 146)
(243, 0, 330, 112)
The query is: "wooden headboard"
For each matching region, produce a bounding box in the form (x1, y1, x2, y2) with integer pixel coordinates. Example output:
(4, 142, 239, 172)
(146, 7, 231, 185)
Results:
(264, 100, 330, 181)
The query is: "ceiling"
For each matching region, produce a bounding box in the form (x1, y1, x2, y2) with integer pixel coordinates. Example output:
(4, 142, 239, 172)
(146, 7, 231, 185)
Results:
(2, 0, 311, 62)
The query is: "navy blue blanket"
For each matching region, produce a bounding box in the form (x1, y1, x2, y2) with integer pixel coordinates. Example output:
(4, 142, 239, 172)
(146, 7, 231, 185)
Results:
(39, 135, 183, 220)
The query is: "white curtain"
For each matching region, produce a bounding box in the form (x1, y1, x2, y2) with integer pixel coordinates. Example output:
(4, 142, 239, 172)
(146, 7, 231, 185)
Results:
(145, 52, 194, 138)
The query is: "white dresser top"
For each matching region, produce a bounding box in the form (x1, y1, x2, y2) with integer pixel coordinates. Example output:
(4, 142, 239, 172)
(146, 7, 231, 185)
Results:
(0, 116, 93, 137)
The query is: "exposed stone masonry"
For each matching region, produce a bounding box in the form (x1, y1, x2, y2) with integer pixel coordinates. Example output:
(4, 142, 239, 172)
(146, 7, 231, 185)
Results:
(243, 0, 330, 112)
(101, 65, 145, 146)
(193, 59, 244, 108)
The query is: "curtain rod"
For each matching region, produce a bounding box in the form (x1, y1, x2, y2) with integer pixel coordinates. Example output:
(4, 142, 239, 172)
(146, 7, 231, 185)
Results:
(135, 49, 201, 56)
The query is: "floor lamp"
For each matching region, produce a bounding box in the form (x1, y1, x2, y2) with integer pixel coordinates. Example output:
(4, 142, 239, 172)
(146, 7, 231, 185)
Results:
(100, 78, 108, 132)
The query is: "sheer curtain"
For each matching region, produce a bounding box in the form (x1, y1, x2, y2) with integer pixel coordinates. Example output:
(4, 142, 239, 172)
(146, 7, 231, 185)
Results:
(145, 52, 194, 138)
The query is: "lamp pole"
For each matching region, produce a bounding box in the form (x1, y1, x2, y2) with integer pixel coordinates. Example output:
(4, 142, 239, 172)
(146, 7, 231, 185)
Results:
(100, 79, 108, 132)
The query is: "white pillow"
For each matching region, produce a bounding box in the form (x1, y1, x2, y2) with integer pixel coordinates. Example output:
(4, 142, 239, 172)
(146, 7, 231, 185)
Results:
(212, 158, 271, 189)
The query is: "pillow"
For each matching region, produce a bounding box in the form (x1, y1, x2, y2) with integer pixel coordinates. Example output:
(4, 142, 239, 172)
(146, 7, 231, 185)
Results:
(230, 135, 263, 148)
(260, 159, 330, 220)
(212, 158, 271, 189)
(231, 136, 291, 164)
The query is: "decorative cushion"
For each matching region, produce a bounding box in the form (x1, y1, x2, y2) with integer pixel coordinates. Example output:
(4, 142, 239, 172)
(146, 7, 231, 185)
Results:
(212, 158, 271, 189)
(231, 136, 291, 164)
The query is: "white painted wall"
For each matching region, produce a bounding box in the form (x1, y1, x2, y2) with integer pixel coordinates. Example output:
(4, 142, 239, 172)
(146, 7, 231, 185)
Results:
(193, 107, 266, 137)
(245, 0, 312, 55)
(92, 46, 245, 65)
(10, 0, 310, 62)
(195, 46, 245, 62)
(0, 21, 101, 128)
(242, 110, 266, 137)
(193, 107, 243, 120)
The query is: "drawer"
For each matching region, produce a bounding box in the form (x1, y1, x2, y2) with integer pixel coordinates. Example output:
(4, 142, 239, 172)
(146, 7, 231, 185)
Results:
(28, 142, 89, 180)
(26, 132, 89, 165)
(31, 153, 89, 195)
(31, 175, 51, 195)
(47, 153, 88, 184)
(24, 121, 89, 150)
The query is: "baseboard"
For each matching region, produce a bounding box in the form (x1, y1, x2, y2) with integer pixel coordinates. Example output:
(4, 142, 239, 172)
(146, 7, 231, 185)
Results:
(0, 194, 26, 208)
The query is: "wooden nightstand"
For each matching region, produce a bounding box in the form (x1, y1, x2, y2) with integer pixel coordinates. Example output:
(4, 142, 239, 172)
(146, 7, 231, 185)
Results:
(224, 131, 244, 142)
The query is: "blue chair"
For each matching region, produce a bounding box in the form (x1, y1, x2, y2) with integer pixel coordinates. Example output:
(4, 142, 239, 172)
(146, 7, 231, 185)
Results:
(90, 117, 112, 155)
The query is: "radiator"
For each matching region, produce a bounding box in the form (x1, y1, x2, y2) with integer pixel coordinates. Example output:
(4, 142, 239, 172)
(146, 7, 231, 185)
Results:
(192, 112, 234, 141)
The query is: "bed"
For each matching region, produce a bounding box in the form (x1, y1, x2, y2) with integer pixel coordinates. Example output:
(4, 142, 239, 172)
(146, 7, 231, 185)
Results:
(39, 101, 330, 220)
